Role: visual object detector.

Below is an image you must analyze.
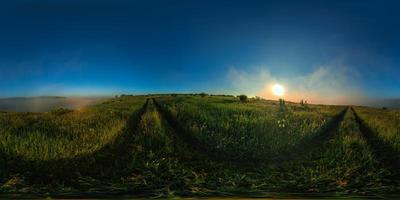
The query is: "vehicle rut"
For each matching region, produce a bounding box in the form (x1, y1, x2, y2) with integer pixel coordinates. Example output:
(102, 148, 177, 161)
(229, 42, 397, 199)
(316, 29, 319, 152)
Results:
(351, 107, 400, 172)
(152, 98, 248, 166)
(1, 99, 150, 181)
(153, 98, 349, 167)
(279, 107, 349, 162)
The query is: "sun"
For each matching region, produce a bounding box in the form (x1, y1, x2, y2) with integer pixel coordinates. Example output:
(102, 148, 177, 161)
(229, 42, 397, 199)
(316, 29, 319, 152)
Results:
(272, 83, 285, 97)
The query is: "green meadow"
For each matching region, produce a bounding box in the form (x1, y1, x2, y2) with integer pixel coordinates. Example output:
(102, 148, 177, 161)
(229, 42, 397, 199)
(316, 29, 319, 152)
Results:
(0, 94, 399, 198)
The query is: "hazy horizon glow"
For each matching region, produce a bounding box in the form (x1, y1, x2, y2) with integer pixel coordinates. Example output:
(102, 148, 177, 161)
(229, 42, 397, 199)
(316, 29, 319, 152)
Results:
(1, 0, 400, 105)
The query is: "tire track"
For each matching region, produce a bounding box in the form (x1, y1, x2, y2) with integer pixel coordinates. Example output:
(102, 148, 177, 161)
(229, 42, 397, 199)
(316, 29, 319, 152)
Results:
(2, 99, 150, 181)
(351, 107, 400, 171)
(152, 98, 255, 168)
(280, 107, 348, 162)
(153, 98, 349, 166)
(152, 98, 230, 163)
(150, 99, 206, 161)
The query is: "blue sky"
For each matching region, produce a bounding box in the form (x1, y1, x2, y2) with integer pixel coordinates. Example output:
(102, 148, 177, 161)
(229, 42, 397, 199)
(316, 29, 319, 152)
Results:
(0, 0, 399, 104)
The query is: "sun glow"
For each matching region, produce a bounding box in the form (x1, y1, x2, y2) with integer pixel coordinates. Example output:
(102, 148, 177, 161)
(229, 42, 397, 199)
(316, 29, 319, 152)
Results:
(272, 83, 285, 97)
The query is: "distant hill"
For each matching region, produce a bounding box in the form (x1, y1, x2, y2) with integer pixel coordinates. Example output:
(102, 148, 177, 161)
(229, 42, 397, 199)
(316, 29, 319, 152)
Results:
(382, 99, 400, 108)
(0, 96, 108, 112)
(367, 98, 400, 109)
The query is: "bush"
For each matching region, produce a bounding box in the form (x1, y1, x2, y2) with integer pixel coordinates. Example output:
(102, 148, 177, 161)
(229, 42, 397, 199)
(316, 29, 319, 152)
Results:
(199, 93, 207, 98)
(238, 95, 247, 102)
(300, 99, 309, 109)
(279, 98, 287, 112)
(50, 108, 73, 115)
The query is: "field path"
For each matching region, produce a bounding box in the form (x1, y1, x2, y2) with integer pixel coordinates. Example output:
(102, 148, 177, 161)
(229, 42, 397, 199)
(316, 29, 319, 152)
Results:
(149, 98, 207, 160)
(154, 98, 350, 167)
(74, 98, 150, 177)
(351, 107, 400, 172)
(151, 98, 253, 168)
(1, 99, 150, 181)
(280, 107, 349, 163)
(152, 98, 224, 161)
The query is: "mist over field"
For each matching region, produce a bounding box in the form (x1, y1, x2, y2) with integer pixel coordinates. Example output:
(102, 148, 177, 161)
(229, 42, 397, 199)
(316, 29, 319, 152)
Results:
(226, 62, 400, 108)
(0, 96, 109, 112)
(227, 64, 364, 105)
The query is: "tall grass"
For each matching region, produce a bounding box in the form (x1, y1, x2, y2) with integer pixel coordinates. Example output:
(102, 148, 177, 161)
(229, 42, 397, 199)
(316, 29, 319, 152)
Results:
(354, 107, 400, 152)
(157, 96, 344, 161)
(0, 96, 146, 161)
(309, 109, 390, 192)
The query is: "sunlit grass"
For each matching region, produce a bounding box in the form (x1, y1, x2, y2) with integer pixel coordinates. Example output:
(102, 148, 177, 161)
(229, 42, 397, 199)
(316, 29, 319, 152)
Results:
(0, 95, 398, 197)
(354, 106, 400, 152)
(157, 96, 344, 161)
(0, 96, 146, 161)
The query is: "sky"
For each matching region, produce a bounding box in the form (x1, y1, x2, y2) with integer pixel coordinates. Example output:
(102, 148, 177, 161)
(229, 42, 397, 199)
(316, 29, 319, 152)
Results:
(0, 0, 399, 105)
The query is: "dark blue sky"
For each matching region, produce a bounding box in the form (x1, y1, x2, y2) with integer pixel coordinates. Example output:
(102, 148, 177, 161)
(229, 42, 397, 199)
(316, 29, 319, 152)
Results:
(0, 0, 399, 103)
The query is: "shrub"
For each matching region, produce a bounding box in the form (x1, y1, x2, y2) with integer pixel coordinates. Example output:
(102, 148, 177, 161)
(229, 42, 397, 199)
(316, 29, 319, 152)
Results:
(300, 99, 309, 110)
(279, 98, 287, 111)
(50, 108, 73, 115)
(200, 93, 207, 98)
(238, 95, 247, 102)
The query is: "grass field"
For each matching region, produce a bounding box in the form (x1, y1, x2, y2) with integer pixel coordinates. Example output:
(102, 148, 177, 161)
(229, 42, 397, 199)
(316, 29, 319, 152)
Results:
(0, 94, 399, 198)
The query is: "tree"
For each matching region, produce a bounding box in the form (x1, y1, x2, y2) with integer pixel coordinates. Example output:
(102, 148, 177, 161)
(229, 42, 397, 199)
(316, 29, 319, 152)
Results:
(238, 95, 247, 102)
